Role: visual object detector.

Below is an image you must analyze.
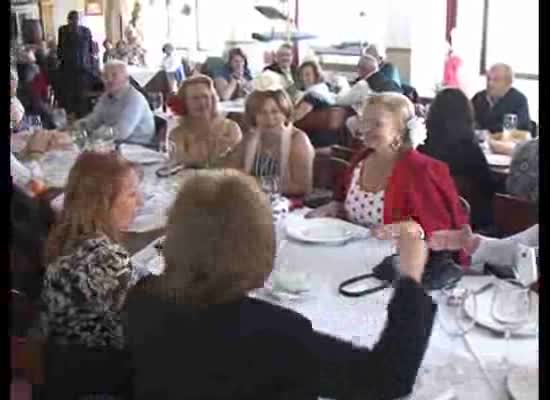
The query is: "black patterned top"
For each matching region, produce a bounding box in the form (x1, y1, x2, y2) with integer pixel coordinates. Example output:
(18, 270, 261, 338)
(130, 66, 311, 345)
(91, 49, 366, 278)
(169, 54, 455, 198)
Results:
(41, 235, 135, 349)
(507, 138, 539, 203)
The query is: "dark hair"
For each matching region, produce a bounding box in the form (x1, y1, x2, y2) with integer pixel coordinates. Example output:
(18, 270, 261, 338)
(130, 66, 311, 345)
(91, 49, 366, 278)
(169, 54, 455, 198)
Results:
(226, 48, 250, 75)
(298, 61, 324, 86)
(68, 10, 79, 20)
(425, 88, 475, 145)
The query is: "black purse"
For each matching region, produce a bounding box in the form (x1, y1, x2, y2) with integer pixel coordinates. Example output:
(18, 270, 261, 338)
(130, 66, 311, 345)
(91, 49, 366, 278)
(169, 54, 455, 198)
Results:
(338, 251, 464, 297)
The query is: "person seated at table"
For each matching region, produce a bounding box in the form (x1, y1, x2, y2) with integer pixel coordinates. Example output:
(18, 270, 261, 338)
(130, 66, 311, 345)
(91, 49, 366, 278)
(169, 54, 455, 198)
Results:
(78, 60, 155, 146)
(214, 47, 253, 101)
(429, 224, 538, 272)
(471, 63, 530, 133)
(232, 88, 314, 197)
(506, 138, 539, 203)
(307, 93, 468, 243)
(170, 75, 242, 167)
(11, 68, 26, 132)
(337, 54, 402, 137)
(263, 43, 300, 98)
(41, 151, 141, 397)
(126, 29, 147, 67)
(364, 43, 401, 88)
(102, 39, 117, 65)
(124, 169, 436, 400)
(294, 61, 334, 121)
(114, 40, 129, 64)
(419, 88, 496, 229)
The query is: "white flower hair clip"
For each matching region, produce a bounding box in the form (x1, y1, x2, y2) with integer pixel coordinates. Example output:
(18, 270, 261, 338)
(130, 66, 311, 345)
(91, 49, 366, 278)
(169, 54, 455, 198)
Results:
(406, 116, 427, 149)
(252, 70, 285, 92)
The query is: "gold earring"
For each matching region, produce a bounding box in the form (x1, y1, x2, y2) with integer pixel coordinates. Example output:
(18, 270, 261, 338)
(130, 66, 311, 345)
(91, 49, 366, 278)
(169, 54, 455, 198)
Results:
(391, 139, 401, 152)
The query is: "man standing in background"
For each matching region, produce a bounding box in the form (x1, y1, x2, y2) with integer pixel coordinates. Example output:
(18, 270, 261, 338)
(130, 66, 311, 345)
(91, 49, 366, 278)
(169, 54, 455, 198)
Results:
(57, 10, 94, 118)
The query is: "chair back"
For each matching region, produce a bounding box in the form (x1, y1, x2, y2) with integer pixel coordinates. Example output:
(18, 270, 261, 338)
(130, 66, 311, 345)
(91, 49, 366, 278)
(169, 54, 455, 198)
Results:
(493, 193, 538, 237)
(295, 106, 355, 148)
(313, 145, 354, 190)
(529, 120, 538, 138)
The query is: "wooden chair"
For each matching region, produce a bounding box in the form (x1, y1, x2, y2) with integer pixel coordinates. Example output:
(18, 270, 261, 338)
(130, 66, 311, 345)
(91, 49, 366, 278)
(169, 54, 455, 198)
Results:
(493, 193, 538, 237)
(148, 115, 168, 151)
(451, 175, 493, 229)
(295, 106, 355, 148)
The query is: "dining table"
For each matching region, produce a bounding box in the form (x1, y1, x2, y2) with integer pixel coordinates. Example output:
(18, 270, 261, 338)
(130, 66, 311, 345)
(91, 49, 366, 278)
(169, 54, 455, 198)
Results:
(30, 141, 539, 400)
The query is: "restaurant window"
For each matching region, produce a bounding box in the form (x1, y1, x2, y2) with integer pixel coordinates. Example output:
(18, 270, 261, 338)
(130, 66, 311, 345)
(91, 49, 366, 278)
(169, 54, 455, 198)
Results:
(481, 0, 538, 79)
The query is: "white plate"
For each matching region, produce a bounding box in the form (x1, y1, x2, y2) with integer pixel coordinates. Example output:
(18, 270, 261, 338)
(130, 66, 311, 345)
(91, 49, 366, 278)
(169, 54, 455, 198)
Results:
(463, 287, 538, 336)
(486, 153, 512, 167)
(507, 366, 538, 400)
(119, 144, 167, 165)
(285, 216, 369, 244)
(124, 213, 167, 233)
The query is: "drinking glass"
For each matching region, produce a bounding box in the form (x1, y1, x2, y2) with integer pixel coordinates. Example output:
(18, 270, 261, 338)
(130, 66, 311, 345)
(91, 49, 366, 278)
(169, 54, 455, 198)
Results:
(490, 279, 533, 369)
(437, 287, 477, 337)
(70, 124, 89, 150)
(503, 114, 518, 133)
(52, 109, 68, 131)
(90, 126, 116, 152)
(260, 175, 280, 198)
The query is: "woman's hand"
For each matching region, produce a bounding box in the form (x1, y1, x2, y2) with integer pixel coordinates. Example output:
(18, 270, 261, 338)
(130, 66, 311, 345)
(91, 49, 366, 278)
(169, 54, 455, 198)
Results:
(372, 222, 425, 240)
(396, 221, 428, 283)
(305, 201, 344, 219)
(428, 225, 481, 255)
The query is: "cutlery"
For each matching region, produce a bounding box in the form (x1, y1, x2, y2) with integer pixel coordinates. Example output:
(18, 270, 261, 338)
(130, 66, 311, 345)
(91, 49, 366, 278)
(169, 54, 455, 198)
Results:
(473, 281, 494, 296)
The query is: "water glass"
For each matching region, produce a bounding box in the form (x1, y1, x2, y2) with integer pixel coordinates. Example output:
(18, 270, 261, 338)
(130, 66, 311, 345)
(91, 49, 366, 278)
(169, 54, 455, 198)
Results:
(260, 175, 280, 198)
(90, 126, 116, 152)
(70, 125, 89, 150)
(490, 279, 533, 368)
(503, 114, 518, 133)
(437, 287, 477, 337)
(52, 109, 68, 130)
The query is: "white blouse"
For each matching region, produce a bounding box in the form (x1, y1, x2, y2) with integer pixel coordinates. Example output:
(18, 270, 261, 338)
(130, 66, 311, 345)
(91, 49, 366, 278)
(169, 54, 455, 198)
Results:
(344, 162, 385, 227)
(471, 225, 539, 269)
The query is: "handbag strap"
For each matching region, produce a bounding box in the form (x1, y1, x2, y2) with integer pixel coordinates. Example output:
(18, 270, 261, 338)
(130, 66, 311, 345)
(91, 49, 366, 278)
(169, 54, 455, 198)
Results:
(338, 273, 391, 297)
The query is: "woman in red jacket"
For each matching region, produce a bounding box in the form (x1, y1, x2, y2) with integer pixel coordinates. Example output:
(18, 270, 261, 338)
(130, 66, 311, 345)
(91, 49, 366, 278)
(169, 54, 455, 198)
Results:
(307, 92, 468, 241)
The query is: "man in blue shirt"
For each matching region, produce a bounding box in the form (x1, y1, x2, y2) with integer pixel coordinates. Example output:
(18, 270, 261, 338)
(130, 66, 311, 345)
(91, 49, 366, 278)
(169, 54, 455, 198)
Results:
(79, 60, 155, 146)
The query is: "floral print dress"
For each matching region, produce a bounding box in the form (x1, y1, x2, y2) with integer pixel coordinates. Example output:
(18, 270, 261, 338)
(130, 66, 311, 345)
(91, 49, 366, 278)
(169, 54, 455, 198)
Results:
(41, 235, 136, 349)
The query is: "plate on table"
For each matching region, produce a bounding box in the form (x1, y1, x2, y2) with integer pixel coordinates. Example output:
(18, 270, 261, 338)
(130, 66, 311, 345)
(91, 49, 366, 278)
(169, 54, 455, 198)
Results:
(463, 286, 538, 336)
(285, 216, 369, 245)
(486, 153, 512, 167)
(119, 144, 167, 165)
(124, 213, 167, 233)
(507, 366, 538, 400)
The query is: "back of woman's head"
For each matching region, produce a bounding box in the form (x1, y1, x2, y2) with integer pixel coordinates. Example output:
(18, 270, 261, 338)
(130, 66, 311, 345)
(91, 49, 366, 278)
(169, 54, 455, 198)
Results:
(45, 151, 139, 262)
(426, 88, 475, 143)
(157, 169, 275, 306)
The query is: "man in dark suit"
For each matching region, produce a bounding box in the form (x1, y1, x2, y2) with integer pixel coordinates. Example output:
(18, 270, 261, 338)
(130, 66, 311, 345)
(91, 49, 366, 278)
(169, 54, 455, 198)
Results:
(471, 63, 530, 133)
(57, 10, 94, 118)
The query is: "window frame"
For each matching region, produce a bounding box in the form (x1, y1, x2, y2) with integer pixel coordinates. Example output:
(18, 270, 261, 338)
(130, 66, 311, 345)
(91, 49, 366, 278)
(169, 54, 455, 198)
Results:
(479, 0, 538, 80)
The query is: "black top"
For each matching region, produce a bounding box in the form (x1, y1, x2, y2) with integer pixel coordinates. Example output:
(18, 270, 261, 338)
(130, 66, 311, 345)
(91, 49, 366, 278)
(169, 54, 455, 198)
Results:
(471, 88, 530, 133)
(419, 130, 497, 228)
(57, 24, 94, 71)
(354, 70, 403, 93)
(124, 276, 436, 400)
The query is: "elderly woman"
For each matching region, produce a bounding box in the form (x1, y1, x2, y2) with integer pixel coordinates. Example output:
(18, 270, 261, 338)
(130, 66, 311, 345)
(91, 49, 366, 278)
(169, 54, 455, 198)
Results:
(232, 88, 314, 196)
(41, 151, 142, 397)
(214, 47, 253, 101)
(125, 169, 436, 400)
(506, 138, 539, 203)
(11, 68, 25, 131)
(170, 75, 242, 167)
(308, 93, 467, 249)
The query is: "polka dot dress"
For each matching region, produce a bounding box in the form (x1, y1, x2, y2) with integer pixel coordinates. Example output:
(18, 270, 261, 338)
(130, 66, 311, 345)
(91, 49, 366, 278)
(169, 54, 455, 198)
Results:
(344, 163, 385, 227)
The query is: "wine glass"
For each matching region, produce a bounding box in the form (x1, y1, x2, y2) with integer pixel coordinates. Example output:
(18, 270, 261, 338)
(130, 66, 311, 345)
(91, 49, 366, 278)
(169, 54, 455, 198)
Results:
(503, 114, 518, 134)
(260, 175, 280, 199)
(90, 126, 116, 152)
(437, 287, 478, 337)
(490, 279, 533, 369)
(70, 124, 89, 150)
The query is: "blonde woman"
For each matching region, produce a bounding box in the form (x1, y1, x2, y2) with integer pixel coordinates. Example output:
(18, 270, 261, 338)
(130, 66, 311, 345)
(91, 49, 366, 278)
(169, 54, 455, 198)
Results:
(234, 89, 314, 196)
(125, 170, 435, 399)
(307, 93, 467, 256)
(170, 75, 242, 167)
(41, 151, 142, 397)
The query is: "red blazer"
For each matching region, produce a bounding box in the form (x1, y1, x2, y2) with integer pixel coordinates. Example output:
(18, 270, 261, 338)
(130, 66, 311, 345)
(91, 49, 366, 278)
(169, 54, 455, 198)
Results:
(335, 148, 469, 264)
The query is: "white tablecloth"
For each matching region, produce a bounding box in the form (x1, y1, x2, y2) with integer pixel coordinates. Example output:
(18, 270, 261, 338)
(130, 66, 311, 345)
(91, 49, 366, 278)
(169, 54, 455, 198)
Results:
(127, 66, 158, 88)
(136, 209, 538, 399)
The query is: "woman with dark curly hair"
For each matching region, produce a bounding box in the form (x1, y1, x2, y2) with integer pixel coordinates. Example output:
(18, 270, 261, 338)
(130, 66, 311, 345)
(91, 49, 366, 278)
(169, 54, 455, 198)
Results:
(214, 47, 253, 100)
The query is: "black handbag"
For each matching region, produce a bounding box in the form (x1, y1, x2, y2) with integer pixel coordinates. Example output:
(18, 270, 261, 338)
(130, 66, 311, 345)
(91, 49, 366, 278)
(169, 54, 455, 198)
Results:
(339, 251, 463, 297)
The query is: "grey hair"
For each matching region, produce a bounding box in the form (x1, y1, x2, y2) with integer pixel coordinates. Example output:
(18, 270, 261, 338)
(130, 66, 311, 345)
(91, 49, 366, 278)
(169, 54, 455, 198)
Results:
(489, 63, 514, 83)
(364, 43, 386, 61)
(103, 59, 129, 75)
(359, 54, 379, 69)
